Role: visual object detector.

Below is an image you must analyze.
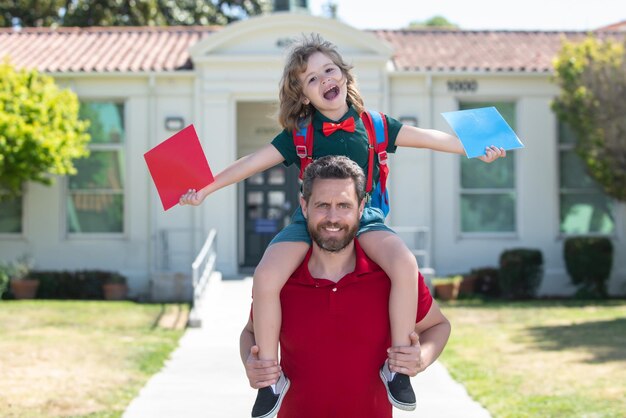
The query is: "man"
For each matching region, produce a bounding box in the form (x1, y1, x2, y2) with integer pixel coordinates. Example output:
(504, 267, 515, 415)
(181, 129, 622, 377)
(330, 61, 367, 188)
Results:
(240, 155, 451, 418)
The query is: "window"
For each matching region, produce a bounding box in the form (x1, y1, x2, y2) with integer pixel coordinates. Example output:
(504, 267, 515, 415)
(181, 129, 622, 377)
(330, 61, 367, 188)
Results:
(558, 122, 614, 235)
(459, 102, 517, 233)
(0, 193, 22, 234)
(67, 102, 125, 234)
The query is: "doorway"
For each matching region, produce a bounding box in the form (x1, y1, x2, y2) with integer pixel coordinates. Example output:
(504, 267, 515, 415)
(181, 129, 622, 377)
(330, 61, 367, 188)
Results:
(236, 101, 300, 268)
(241, 164, 300, 267)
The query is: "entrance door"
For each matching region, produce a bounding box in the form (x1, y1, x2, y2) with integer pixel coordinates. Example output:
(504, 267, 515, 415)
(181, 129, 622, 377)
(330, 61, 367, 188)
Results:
(241, 164, 300, 267)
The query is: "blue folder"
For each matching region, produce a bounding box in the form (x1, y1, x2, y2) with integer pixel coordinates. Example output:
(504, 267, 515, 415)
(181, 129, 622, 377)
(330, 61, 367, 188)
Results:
(441, 107, 524, 158)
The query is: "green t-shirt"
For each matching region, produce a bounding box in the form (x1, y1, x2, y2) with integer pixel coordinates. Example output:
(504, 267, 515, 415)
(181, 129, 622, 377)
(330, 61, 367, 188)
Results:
(271, 106, 402, 187)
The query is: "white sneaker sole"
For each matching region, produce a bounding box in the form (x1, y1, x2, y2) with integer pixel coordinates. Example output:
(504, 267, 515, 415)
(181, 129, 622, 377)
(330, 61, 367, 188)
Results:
(379, 369, 417, 411)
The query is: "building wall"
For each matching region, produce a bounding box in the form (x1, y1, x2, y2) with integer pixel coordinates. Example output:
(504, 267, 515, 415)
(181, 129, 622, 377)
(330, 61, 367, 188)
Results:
(2, 14, 624, 298)
(387, 72, 626, 295)
(0, 74, 199, 298)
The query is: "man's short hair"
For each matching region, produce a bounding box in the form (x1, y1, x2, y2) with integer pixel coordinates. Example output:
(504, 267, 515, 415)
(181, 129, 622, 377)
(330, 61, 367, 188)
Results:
(301, 156, 366, 203)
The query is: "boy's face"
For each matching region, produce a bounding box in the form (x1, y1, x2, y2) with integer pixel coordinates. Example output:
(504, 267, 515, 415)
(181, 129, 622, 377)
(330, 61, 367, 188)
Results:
(298, 51, 349, 121)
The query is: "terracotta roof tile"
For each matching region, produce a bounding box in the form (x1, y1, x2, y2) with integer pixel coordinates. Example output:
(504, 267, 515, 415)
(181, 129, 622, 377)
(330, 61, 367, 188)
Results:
(369, 29, 624, 73)
(0, 25, 623, 74)
(0, 26, 218, 73)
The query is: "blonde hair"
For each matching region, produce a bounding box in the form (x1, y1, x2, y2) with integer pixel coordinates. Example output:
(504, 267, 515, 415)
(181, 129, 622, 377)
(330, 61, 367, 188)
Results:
(278, 33, 365, 132)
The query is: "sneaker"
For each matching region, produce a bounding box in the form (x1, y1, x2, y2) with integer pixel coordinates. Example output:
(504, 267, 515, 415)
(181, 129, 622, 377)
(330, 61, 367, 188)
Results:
(251, 372, 290, 418)
(379, 360, 416, 411)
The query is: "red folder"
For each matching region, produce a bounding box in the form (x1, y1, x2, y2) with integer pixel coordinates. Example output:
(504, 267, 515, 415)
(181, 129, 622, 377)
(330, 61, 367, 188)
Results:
(144, 124, 214, 211)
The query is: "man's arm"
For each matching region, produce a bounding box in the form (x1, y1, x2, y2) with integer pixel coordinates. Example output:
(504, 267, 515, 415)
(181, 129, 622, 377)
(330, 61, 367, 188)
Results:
(240, 317, 282, 388)
(387, 301, 451, 376)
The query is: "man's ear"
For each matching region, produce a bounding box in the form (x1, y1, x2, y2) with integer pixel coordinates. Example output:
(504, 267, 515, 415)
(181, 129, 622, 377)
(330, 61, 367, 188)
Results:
(299, 196, 308, 219)
(358, 198, 365, 219)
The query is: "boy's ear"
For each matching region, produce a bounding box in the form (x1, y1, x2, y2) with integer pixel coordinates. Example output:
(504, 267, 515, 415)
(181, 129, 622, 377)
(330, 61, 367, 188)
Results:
(302, 96, 310, 105)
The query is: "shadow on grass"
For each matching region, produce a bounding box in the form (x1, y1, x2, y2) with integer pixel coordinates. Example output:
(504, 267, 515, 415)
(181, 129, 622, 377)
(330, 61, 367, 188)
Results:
(527, 317, 626, 363)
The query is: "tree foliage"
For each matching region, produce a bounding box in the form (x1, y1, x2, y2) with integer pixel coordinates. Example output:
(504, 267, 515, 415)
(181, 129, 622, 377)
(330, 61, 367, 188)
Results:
(0, 60, 90, 199)
(1, 0, 269, 27)
(409, 15, 459, 29)
(0, 0, 67, 27)
(552, 35, 626, 202)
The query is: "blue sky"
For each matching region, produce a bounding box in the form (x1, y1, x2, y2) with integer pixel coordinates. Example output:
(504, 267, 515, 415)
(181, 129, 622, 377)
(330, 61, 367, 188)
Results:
(307, 0, 625, 31)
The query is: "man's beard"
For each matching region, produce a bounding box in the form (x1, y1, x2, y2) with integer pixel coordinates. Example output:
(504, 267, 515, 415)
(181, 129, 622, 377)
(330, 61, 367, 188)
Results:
(308, 220, 358, 253)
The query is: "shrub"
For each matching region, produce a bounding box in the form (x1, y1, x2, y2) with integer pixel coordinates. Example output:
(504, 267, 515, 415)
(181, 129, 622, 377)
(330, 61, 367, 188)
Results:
(28, 270, 121, 300)
(564, 237, 613, 298)
(499, 249, 543, 299)
(0, 262, 9, 300)
(470, 267, 500, 298)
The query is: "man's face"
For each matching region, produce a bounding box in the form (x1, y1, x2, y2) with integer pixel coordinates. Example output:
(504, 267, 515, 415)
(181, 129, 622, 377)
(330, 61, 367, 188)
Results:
(301, 178, 364, 253)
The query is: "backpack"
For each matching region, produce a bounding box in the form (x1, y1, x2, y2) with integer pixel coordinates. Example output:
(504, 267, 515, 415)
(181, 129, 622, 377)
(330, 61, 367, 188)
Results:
(292, 110, 390, 216)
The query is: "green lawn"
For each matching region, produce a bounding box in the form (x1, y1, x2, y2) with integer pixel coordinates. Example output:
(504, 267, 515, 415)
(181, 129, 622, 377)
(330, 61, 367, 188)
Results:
(0, 300, 188, 418)
(439, 299, 626, 418)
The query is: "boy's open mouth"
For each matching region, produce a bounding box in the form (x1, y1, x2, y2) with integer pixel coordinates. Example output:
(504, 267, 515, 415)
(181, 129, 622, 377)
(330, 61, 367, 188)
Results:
(323, 85, 340, 100)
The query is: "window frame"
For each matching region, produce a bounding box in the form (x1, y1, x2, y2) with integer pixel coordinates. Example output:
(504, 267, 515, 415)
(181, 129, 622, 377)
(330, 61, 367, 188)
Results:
(64, 99, 128, 239)
(0, 188, 26, 239)
(456, 99, 519, 238)
(557, 121, 616, 238)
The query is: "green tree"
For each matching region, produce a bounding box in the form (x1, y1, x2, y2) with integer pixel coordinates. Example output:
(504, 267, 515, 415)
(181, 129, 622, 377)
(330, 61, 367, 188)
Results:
(552, 35, 626, 202)
(409, 15, 459, 29)
(0, 60, 90, 199)
(2, 0, 268, 27)
(62, 0, 167, 26)
(62, 0, 268, 27)
(0, 0, 68, 27)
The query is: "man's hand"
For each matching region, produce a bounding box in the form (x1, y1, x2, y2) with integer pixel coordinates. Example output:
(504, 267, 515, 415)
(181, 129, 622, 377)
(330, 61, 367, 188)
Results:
(179, 188, 205, 206)
(245, 345, 282, 389)
(387, 332, 423, 377)
(478, 145, 506, 163)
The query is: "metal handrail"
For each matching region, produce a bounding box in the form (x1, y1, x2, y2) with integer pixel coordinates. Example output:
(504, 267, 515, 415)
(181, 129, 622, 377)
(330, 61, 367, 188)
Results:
(391, 226, 432, 269)
(188, 229, 217, 327)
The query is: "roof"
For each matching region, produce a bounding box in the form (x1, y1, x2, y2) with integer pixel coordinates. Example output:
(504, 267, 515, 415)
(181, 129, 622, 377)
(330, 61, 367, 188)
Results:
(0, 24, 623, 74)
(371, 29, 599, 73)
(0, 26, 218, 73)
(596, 20, 626, 31)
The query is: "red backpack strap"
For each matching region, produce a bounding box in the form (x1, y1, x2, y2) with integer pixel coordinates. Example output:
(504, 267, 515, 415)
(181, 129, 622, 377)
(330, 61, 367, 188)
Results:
(360, 111, 389, 194)
(293, 122, 314, 180)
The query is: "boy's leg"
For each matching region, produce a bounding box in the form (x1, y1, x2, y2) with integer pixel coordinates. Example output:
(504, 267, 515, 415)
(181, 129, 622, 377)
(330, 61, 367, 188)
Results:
(251, 241, 308, 418)
(359, 230, 419, 411)
(252, 241, 309, 362)
(359, 230, 418, 347)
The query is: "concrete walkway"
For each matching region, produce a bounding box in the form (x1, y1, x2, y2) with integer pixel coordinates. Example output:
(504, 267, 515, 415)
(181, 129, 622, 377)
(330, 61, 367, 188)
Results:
(124, 274, 491, 418)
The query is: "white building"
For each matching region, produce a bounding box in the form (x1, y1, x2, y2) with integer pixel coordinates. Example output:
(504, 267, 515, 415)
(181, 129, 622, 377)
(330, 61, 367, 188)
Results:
(1, 13, 624, 299)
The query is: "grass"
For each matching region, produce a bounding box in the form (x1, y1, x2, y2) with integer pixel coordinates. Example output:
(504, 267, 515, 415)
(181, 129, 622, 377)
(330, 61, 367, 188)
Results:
(0, 300, 188, 418)
(438, 299, 626, 418)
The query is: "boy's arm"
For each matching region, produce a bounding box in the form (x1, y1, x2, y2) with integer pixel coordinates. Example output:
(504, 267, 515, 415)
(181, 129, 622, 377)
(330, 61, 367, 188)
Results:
(395, 125, 505, 162)
(180, 144, 285, 206)
(387, 301, 451, 376)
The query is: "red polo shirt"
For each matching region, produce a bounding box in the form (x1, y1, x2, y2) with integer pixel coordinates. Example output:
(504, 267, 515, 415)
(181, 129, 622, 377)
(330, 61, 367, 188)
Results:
(276, 239, 433, 418)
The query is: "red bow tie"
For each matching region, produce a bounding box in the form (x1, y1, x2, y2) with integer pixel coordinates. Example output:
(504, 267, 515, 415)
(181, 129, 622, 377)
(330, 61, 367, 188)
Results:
(322, 117, 355, 136)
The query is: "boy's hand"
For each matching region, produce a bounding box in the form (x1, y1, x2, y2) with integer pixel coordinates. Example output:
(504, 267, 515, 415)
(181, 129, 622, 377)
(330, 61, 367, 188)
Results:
(478, 145, 506, 163)
(387, 332, 423, 377)
(179, 188, 204, 206)
(245, 345, 282, 389)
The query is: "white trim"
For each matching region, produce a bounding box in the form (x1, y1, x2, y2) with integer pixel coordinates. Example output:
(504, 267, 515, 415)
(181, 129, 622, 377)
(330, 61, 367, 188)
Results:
(49, 71, 197, 79)
(0, 185, 26, 238)
(63, 99, 129, 240)
(388, 70, 551, 78)
(189, 13, 393, 59)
